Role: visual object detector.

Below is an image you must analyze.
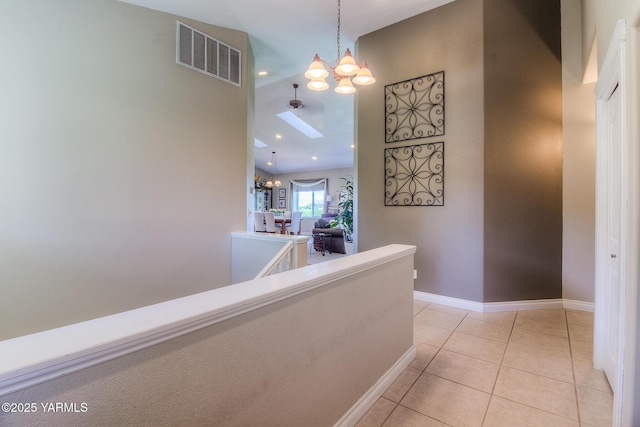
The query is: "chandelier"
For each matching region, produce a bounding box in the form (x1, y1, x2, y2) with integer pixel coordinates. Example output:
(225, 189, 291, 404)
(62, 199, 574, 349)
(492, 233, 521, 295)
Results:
(304, 0, 375, 94)
(265, 151, 281, 188)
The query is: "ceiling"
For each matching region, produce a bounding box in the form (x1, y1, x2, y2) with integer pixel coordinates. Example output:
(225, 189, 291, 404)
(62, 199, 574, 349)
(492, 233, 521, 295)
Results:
(121, 0, 454, 173)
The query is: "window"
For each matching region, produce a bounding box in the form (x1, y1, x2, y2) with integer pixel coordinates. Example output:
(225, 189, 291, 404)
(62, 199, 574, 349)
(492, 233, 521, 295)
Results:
(290, 179, 327, 217)
(293, 190, 325, 217)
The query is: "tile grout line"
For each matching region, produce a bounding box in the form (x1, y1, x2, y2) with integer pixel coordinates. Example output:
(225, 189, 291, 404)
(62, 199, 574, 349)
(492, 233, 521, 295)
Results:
(408, 302, 463, 426)
(566, 309, 583, 425)
(402, 304, 598, 426)
(419, 310, 498, 425)
(369, 302, 432, 427)
(377, 397, 396, 427)
(496, 364, 576, 386)
(482, 310, 583, 425)
(418, 311, 502, 396)
(485, 394, 582, 424)
(399, 302, 455, 427)
(480, 309, 518, 426)
(376, 302, 442, 426)
(396, 402, 458, 427)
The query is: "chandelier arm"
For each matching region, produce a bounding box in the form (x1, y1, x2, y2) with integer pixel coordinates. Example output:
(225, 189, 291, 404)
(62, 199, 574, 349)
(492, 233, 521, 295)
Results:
(316, 57, 335, 69)
(316, 57, 373, 71)
(336, 0, 341, 63)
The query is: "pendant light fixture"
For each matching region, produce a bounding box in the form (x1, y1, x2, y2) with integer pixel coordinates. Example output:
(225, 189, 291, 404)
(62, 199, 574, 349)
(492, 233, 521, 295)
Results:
(305, 0, 375, 94)
(265, 151, 281, 188)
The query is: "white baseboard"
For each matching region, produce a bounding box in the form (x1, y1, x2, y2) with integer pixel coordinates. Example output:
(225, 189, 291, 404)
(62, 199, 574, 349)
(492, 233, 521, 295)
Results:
(563, 299, 595, 312)
(413, 291, 484, 312)
(334, 346, 416, 427)
(483, 298, 564, 312)
(413, 291, 594, 313)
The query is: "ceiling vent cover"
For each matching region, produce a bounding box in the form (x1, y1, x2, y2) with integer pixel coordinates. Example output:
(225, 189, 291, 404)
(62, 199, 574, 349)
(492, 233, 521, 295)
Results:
(176, 21, 241, 87)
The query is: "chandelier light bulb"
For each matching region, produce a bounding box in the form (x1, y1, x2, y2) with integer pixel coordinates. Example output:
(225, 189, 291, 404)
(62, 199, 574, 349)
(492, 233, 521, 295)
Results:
(334, 49, 360, 76)
(274, 179, 282, 187)
(266, 180, 273, 188)
(335, 77, 356, 94)
(305, 54, 330, 79)
(352, 61, 376, 85)
(307, 77, 330, 91)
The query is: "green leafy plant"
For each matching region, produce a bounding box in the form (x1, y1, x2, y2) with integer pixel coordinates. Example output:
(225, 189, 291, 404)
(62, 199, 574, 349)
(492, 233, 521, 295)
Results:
(330, 176, 354, 241)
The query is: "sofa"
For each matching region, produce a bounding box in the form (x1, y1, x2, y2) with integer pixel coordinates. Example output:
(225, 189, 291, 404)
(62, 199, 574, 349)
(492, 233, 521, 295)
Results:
(312, 218, 347, 254)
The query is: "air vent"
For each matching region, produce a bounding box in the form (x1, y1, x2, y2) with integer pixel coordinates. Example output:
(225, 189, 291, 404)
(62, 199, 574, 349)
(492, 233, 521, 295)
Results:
(176, 21, 241, 87)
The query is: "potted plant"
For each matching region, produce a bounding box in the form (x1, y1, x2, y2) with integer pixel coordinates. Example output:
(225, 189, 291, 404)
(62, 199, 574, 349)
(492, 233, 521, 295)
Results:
(331, 176, 353, 241)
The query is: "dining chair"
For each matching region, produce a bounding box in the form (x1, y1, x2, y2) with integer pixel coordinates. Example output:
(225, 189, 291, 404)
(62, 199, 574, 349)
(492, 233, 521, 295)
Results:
(254, 212, 266, 232)
(287, 211, 302, 235)
(263, 211, 278, 233)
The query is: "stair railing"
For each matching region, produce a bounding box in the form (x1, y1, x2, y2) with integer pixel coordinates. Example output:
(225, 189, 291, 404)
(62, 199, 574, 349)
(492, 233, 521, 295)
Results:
(255, 240, 294, 279)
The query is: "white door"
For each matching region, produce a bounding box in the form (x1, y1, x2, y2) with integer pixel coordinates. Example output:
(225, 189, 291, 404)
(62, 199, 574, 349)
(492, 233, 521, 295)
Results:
(602, 85, 623, 390)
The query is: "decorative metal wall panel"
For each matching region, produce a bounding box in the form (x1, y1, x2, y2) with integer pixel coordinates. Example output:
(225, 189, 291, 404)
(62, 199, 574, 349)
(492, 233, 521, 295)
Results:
(385, 71, 444, 143)
(385, 142, 444, 206)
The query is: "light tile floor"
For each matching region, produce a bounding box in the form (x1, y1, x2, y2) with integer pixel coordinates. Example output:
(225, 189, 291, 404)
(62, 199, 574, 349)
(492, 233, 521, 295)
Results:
(356, 300, 613, 427)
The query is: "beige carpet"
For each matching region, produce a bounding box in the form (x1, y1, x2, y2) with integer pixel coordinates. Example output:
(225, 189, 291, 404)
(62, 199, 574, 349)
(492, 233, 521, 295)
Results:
(307, 242, 353, 265)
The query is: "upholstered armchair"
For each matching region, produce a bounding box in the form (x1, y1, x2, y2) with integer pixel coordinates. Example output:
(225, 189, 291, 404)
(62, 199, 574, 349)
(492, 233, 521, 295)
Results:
(311, 218, 347, 254)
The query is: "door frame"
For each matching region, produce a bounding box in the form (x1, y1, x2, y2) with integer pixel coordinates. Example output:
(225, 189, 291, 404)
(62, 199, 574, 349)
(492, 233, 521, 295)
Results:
(593, 19, 639, 426)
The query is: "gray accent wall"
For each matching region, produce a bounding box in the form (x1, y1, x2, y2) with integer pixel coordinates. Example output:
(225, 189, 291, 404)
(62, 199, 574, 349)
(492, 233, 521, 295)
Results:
(357, 0, 564, 303)
(357, 0, 485, 302)
(482, 0, 563, 301)
(0, 0, 251, 339)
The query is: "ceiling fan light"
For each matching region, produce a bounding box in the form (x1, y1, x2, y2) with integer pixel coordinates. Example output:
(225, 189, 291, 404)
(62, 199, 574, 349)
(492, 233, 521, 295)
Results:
(304, 54, 329, 79)
(307, 78, 329, 91)
(335, 77, 356, 94)
(352, 62, 376, 85)
(335, 48, 360, 76)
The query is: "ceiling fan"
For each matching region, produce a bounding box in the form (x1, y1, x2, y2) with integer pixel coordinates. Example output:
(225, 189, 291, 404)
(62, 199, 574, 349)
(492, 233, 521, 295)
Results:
(289, 83, 303, 109)
(278, 82, 323, 139)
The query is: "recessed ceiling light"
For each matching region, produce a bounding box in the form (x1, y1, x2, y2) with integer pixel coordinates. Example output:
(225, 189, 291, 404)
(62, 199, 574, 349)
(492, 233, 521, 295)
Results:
(350, 144, 355, 149)
(275, 134, 282, 139)
(258, 70, 268, 76)
(276, 111, 324, 139)
(312, 156, 318, 160)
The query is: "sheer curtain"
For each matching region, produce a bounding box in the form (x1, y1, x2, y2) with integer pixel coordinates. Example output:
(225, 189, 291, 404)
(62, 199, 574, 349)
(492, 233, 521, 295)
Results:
(290, 179, 327, 217)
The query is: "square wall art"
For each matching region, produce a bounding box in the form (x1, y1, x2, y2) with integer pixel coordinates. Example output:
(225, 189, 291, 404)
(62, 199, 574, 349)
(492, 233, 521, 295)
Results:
(384, 142, 444, 206)
(385, 71, 445, 143)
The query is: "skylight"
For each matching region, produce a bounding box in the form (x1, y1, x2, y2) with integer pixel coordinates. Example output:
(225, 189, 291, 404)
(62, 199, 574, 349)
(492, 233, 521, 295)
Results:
(276, 111, 324, 139)
(254, 138, 268, 147)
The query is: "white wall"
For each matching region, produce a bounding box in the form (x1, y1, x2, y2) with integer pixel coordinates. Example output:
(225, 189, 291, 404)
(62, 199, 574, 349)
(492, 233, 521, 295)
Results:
(561, 0, 597, 302)
(0, 0, 250, 339)
(582, 0, 640, 69)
